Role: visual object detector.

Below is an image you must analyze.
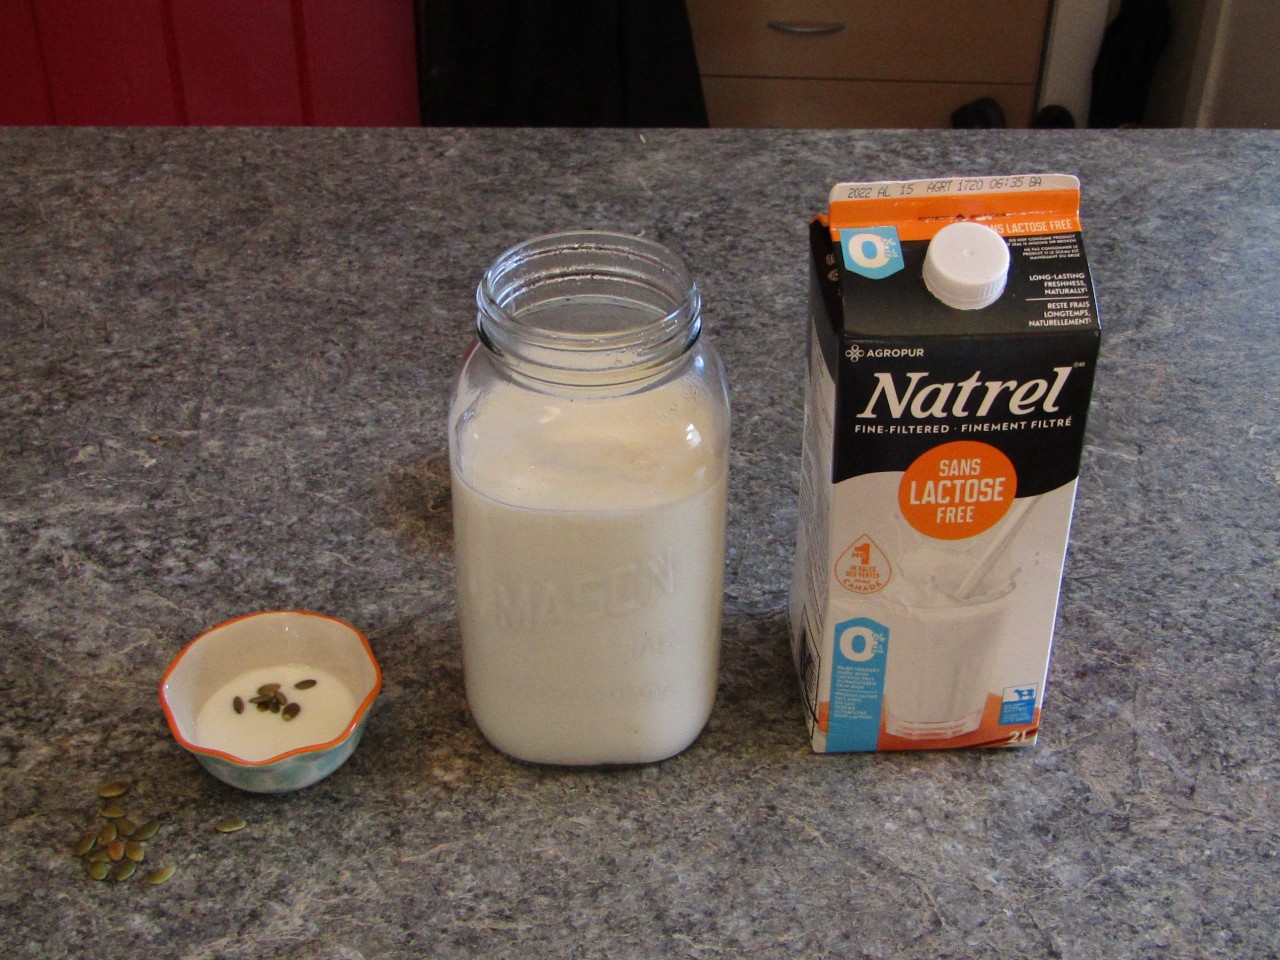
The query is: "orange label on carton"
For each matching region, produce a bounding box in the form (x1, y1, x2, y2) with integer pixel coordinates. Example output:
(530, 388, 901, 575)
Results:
(834, 535, 891, 593)
(898, 440, 1017, 540)
(827, 175, 1082, 242)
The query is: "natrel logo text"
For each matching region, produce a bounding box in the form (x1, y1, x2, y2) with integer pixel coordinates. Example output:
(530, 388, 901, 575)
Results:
(856, 367, 1074, 419)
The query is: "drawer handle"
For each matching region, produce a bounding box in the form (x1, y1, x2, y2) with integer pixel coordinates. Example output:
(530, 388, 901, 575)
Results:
(767, 19, 846, 35)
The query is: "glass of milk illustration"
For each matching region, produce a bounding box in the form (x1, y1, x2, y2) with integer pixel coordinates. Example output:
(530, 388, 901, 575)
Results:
(882, 505, 1027, 739)
(882, 223, 1025, 739)
(448, 231, 731, 766)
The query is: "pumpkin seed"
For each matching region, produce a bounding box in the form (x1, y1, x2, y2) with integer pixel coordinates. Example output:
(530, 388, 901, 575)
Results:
(74, 780, 170, 887)
(212, 817, 246, 833)
(97, 781, 129, 799)
(146, 865, 176, 885)
(234, 677, 318, 724)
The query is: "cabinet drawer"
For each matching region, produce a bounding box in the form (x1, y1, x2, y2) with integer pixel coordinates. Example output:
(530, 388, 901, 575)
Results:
(701, 77, 1039, 129)
(687, 0, 1050, 85)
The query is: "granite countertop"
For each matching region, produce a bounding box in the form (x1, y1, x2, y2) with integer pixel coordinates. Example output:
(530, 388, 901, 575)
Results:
(1, 127, 1277, 959)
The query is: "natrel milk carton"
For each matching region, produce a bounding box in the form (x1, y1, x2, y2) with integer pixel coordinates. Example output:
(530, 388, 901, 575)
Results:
(789, 175, 1100, 751)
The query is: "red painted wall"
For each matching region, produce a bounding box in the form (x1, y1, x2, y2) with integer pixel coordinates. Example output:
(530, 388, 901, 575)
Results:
(0, 0, 420, 126)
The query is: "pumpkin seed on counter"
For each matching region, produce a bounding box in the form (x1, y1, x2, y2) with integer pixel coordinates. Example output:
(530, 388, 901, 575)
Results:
(69, 779, 173, 887)
(97, 781, 130, 799)
(145, 865, 176, 885)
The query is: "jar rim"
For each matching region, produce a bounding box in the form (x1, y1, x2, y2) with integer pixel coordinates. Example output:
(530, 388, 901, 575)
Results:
(475, 231, 701, 387)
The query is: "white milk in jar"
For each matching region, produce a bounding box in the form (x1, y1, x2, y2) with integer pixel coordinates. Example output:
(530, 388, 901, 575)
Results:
(449, 232, 730, 766)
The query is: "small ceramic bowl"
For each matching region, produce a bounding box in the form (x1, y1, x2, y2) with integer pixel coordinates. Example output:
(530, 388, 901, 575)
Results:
(159, 610, 382, 793)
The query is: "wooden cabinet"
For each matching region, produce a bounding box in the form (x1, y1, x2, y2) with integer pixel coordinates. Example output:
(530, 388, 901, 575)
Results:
(686, 0, 1052, 128)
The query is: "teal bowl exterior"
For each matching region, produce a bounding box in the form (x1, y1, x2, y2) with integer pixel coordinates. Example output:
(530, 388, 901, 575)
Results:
(190, 711, 373, 794)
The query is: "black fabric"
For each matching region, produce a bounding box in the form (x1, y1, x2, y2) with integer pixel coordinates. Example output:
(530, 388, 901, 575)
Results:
(1089, 0, 1172, 127)
(1032, 105, 1076, 129)
(950, 97, 1007, 129)
(415, 1, 708, 127)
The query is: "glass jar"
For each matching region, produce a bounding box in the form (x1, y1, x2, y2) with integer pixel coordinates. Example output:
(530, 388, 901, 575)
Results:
(448, 231, 731, 766)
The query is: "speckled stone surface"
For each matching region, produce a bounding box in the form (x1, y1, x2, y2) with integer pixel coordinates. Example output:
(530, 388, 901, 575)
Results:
(1, 128, 1277, 959)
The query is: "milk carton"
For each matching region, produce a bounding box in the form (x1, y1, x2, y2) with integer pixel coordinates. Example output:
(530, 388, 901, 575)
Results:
(790, 175, 1100, 751)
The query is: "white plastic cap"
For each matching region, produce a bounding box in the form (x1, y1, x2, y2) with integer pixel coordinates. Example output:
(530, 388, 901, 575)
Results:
(923, 221, 1010, 310)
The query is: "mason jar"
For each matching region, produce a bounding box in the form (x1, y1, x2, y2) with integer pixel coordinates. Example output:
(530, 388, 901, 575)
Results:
(448, 231, 731, 766)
